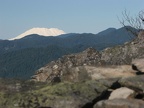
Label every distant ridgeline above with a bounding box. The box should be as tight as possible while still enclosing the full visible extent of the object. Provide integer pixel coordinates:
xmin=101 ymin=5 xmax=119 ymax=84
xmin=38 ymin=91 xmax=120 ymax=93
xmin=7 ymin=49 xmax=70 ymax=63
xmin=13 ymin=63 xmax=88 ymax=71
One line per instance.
xmin=0 ymin=26 xmax=136 ymax=79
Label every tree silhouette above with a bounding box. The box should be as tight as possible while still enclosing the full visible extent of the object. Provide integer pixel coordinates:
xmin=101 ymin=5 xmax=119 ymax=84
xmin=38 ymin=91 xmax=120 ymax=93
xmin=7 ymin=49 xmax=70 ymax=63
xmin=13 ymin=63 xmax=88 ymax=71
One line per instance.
xmin=119 ymin=9 xmax=144 ymax=37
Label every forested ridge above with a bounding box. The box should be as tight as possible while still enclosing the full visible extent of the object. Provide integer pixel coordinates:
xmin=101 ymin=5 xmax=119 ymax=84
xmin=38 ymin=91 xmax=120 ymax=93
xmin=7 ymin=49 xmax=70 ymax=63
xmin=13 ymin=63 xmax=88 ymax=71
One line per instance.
xmin=0 ymin=26 xmax=136 ymax=79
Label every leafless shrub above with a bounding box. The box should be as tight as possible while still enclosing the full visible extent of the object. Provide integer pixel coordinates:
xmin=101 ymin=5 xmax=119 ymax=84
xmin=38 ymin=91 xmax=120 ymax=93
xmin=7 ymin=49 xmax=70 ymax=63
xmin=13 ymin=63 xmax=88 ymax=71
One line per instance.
xmin=118 ymin=9 xmax=144 ymax=37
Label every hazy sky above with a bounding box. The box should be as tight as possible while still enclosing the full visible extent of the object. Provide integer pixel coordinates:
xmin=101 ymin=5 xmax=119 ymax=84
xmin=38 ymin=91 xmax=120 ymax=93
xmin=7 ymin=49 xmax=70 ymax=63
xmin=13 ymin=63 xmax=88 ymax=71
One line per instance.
xmin=0 ymin=0 xmax=143 ymax=39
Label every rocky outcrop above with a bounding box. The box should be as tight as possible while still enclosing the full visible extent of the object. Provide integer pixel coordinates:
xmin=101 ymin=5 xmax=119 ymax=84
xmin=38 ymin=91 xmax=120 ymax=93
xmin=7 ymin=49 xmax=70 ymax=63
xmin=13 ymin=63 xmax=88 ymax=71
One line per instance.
xmin=32 ymin=65 xmax=135 ymax=82
xmin=93 ymin=75 xmax=144 ymax=108
xmin=31 ymin=48 xmax=102 ymax=82
xmin=31 ymin=43 xmax=142 ymax=82
xmin=32 ymin=31 xmax=144 ymax=82
xmin=101 ymin=31 xmax=144 ymax=65
xmin=0 ymin=79 xmax=115 ymax=108
xmin=94 ymin=99 xmax=144 ymax=108
xmin=119 ymin=75 xmax=144 ymax=91
xmin=1 ymin=75 xmax=144 ymax=108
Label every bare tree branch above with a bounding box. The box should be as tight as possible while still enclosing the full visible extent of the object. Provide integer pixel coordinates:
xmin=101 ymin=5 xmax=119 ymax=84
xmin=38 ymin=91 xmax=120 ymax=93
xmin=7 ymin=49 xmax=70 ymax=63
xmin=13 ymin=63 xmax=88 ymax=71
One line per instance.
xmin=139 ymin=10 xmax=144 ymax=22
xmin=119 ymin=9 xmax=144 ymax=37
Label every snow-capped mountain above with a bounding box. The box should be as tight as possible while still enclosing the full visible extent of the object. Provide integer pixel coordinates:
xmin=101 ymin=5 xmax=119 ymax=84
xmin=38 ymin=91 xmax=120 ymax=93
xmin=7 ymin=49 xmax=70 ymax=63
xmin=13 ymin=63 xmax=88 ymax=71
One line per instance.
xmin=9 ymin=27 xmax=65 ymax=40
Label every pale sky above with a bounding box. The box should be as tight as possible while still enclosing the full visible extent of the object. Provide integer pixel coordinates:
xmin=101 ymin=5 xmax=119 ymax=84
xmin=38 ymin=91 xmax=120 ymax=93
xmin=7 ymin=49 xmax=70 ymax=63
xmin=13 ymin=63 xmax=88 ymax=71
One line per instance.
xmin=0 ymin=0 xmax=143 ymax=39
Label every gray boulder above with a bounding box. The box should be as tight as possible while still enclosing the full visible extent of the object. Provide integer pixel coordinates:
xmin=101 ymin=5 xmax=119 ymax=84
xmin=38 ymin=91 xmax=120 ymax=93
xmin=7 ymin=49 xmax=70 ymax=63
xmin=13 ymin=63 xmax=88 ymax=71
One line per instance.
xmin=132 ymin=58 xmax=144 ymax=72
xmin=94 ymin=99 xmax=144 ymax=108
xmin=108 ymin=87 xmax=135 ymax=100
xmin=119 ymin=75 xmax=144 ymax=91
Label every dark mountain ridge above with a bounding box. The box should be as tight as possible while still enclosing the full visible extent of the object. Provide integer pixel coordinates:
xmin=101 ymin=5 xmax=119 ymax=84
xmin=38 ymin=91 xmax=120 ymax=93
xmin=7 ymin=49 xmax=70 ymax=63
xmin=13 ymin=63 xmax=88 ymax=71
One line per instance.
xmin=0 ymin=26 xmax=136 ymax=55
xmin=97 ymin=27 xmax=116 ymax=35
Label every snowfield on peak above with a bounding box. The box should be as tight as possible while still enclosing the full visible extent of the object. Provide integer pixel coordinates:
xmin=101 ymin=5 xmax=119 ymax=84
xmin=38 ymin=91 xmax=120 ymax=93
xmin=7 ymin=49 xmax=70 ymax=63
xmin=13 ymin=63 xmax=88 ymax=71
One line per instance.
xmin=9 ymin=28 xmax=65 ymax=40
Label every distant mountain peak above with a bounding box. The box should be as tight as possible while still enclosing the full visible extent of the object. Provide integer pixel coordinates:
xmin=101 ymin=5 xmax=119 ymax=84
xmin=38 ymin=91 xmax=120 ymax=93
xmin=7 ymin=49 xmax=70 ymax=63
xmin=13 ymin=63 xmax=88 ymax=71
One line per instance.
xmin=97 ymin=28 xmax=116 ymax=35
xmin=9 ymin=27 xmax=65 ymax=40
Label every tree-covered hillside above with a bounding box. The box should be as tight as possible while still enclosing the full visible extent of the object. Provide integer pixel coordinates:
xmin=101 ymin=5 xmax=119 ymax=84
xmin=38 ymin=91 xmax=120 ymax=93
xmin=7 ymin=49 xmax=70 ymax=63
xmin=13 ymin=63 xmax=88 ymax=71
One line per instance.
xmin=0 ymin=45 xmax=82 ymax=79
xmin=0 ymin=26 xmax=136 ymax=79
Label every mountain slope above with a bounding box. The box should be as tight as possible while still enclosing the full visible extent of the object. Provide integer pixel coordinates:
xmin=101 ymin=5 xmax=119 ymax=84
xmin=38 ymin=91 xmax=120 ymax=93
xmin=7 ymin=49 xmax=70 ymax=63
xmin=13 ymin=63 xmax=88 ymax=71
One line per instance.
xmin=0 ymin=27 xmax=136 ymax=55
xmin=97 ymin=28 xmax=116 ymax=35
xmin=32 ymin=31 xmax=144 ymax=82
xmin=0 ymin=45 xmax=81 ymax=79
xmin=9 ymin=27 xmax=65 ymax=40
xmin=0 ymin=26 xmax=137 ymax=79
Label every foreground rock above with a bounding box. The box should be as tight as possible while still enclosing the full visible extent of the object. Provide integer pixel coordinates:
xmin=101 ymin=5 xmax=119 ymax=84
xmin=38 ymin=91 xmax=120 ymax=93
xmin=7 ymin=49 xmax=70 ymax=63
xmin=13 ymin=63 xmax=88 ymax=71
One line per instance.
xmin=0 ymin=79 xmax=115 ymax=108
xmin=108 ymin=87 xmax=135 ymax=100
xmin=132 ymin=58 xmax=144 ymax=72
xmin=119 ymin=75 xmax=144 ymax=91
xmin=94 ymin=99 xmax=144 ymax=108
xmin=1 ymin=75 xmax=144 ymax=108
